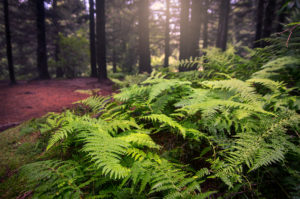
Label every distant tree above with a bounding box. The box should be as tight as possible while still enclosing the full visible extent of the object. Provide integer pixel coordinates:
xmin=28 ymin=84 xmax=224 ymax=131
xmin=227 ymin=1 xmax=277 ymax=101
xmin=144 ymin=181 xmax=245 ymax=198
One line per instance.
xmin=253 ymin=0 xmax=265 ymax=48
xmin=138 ymin=0 xmax=151 ymax=73
xmin=52 ymin=0 xmax=63 ymax=78
xmin=216 ymin=0 xmax=230 ymax=51
xmin=189 ymin=0 xmax=202 ymax=58
xmin=36 ymin=0 xmax=50 ymax=79
xmin=202 ymin=0 xmax=209 ymax=49
xmin=276 ymin=0 xmax=286 ymax=32
xmin=3 ymin=0 xmax=16 ymax=84
xmin=261 ymin=0 xmax=277 ymax=47
xmin=164 ymin=0 xmax=170 ymax=68
xmin=179 ymin=0 xmax=190 ymax=62
xmin=89 ymin=0 xmax=97 ymax=77
xmin=96 ymin=0 xmax=107 ymax=80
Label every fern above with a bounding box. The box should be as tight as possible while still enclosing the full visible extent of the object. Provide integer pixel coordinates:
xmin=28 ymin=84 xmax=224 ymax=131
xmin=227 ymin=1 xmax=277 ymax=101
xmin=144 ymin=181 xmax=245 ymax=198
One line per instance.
xmin=20 ymin=160 xmax=83 ymax=198
xmin=141 ymin=114 xmax=186 ymax=137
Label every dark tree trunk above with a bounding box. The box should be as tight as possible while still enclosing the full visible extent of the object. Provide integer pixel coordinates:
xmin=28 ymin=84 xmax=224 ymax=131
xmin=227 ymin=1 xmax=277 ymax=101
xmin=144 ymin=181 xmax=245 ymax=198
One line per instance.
xmin=276 ymin=0 xmax=286 ymax=33
xmin=138 ymin=0 xmax=151 ymax=73
xmin=164 ymin=0 xmax=170 ymax=68
xmin=202 ymin=0 xmax=209 ymax=49
xmin=89 ymin=0 xmax=97 ymax=77
xmin=36 ymin=0 xmax=50 ymax=79
xmin=96 ymin=0 xmax=107 ymax=80
xmin=189 ymin=0 xmax=202 ymax=58
xmin=261 ymin=0 xmax=277 ymax=47
xmin=253 ymin=0 xmax=265 ymax=48
xmin=179 ymin=0 xmax=190 ymax=61
xmin=216 ymin=0 xmax=230 ymax=51
xmin=3 ymin=0 xmax=16 ymax=84
xmin=112 ymin=48 xmax=117 ymax=73
xmin=52 ymin=0 xmax=63 ymax=78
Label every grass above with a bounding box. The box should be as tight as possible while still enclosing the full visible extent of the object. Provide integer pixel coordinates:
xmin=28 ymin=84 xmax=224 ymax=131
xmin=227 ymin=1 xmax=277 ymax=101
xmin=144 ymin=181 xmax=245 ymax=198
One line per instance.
xmin=0 ymin=120 xmax=49 ymax=198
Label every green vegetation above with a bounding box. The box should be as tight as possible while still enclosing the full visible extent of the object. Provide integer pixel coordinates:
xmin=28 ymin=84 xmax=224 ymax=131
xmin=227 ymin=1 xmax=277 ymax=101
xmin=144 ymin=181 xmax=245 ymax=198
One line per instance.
xmin=3 ymin=39 xmax=300 ymax=197
xmin=1 ymin=0 xmax=300 ymax=198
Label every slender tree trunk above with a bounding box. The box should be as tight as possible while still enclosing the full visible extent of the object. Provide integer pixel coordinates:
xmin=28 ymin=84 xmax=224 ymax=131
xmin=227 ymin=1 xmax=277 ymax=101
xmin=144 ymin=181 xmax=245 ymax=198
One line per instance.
xmin=261 ymin=0 xmax=277 ymax=47
xmin=112 ymin=47 xmax=117 ymax=73
xmin=216 ymin=0 xmax=230 ymax=51
xmin=138 ymin=0 xmax=151 ymax=73
xmin=179 ymin=0 xmax=190 ymax=61
xmin=89 ymin=0 xmax=97 ymax=77
xmin=202 ymin=0 xmax=209 ymax=49
xmin=96 ymin=0 xmax=107 ymax=80
xmin=3 ymin=0 xmax=16 ymax=84
xmin=36 ymin=0 xmax=50 ymax=79
xmin=164 ymin=0 xmax=170 ymax=68
xmin=189 ymin=0 xmax=202 ymax=58
xmin=53 ymin=0 xmax=63 ymax=78
xmin=253 ymin=0 xmax=265 ymax=48
xmin=276 ymin=0 xmax=286 ymax=33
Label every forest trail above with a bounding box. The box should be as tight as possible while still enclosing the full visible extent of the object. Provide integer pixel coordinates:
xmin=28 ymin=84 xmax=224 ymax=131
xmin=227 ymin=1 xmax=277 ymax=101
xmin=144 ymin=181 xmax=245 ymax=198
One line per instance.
xmin=0 ymin=78 xmax=113 ymax=131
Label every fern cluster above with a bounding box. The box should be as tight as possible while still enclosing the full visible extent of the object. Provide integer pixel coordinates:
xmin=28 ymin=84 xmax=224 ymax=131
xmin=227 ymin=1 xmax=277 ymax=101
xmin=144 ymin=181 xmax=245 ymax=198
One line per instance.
xmin=19 ymin=72 xmax=300 ymax=198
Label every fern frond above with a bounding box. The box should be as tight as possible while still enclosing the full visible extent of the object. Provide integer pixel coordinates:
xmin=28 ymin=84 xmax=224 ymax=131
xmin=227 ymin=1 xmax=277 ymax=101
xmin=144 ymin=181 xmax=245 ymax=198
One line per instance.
xmin=202 ymin=79 xmax=259 ymax=103
xmin=119 ymin=131 xmax=160 ymax=149
xmin=20 ymin=160 xmax=83 ymax=198
xmin=141 ymin=114 xmax=186 ymax=137
xmin=179 ymin=99 xmax=274 ymax=116
xmin=82 ymin=129 xmax=131 ymax=179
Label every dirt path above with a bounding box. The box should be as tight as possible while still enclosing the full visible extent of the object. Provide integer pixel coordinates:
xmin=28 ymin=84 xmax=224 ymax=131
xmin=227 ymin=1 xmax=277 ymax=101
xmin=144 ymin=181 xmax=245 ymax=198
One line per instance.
xmin=0 ymin=78 xmax=113 ymax=131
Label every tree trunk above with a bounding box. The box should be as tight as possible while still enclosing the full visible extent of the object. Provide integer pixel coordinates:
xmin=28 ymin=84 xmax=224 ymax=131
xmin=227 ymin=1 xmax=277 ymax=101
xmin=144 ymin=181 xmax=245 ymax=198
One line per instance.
xmin=253 ymin=0 xmax=265 ymax=48
xmin=179 ymin=0 xmax=190 ymax=61
xmin=261 ymin=0 xmax=277 ymax=47
xmin=138 ymin=0 xmax=151 ymax=73
xmin=96 ymin=0 xmax=107 ymax=80
xmin=112 ymin=47 xmax=117 ymax=73
xmin=89 ymin=0 xmax=97 ymax=77
xmin=276 ymin=0 xmax=286 ymax=33
xmin=189 ymin=0 xmax=202 ymax=58
xmin=164 ymin=0 xmax=170 ymax=68
xmin=202 ymin=0 xmax=209 ymax=49
xmin=216 ymin=0 xmax=230 ymax=51
xmin=3 ymin=0 xmax=16 ymax=84
xmin=36 ymin=0 xmax=50 ymax=79
xmin=52 ymin=0 xmax=63 ymax=78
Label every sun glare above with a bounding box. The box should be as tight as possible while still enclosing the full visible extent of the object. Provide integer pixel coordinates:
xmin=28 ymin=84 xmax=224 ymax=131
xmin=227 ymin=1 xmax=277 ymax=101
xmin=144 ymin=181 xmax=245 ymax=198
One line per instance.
xmin=151 ymin=1 xmax=166 ymax=11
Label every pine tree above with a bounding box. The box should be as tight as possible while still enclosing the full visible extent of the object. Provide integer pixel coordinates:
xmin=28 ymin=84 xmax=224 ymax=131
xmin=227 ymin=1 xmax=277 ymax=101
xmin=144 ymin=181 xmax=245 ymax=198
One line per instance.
xmin=36 ymin=0 xmax=50 ymax=79
xmin=89 ymin=0 xmax=97 ymax=77
xmin=3 ymin=0 xmax=16 ymax=84
xmin=138 ymin=0 xmax=151 ymax=73
xmin=216 ymin=0 xmax=230 ymax=51
xmin=96 ymin=0 xmax=107 ymax=80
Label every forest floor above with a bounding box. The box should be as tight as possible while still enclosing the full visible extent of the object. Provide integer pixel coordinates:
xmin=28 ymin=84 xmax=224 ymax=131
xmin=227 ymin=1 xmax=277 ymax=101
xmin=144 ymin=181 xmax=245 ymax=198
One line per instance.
xmin=0 ymin=78 xmax=114 ymax=132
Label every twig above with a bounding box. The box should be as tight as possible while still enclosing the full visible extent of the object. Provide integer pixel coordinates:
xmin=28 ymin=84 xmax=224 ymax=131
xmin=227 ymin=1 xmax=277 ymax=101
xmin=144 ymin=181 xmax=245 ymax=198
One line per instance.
xmin=276 ymin=24 xmax=300 ymax=48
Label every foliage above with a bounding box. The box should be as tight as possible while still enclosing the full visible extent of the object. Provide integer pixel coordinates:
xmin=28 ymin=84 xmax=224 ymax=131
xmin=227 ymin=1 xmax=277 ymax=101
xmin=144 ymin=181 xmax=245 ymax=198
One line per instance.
xmin=51 ymin=32 xmax=90 ymax=78
xmin=18 ymin=70 xmax=300 ymax=198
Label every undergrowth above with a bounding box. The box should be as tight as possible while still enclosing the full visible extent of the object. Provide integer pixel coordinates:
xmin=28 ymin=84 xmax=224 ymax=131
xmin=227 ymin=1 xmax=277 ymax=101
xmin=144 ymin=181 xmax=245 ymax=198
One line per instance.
xmin=17 ymin=70 xmax=300 ymax=198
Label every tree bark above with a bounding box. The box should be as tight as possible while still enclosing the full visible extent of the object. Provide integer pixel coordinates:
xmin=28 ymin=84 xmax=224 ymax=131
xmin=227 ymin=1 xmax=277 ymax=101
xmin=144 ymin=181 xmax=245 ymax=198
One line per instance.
xmin=3 ymin=0 xmax=16 ymax=84
xmin=216 ymin=0 xmax=230 ymax=51
xmin=261 ymin=0 xmax=277 ymax=47
xmin=36 ymin=0 xmax=50 ymax=79
xmin=89 ymin=0 xmax=97 ymax=77
xmin=52 ymin=0 xmax=63 ymax=78
xmin=179 ymin=0 xmax=190 ymax=61
xmin=164 ymin=0 xmax=170 ymax=68
xmin=276 ymin=0 xmax=286 ymax=33
xmin=112 ymin=47 xmax=117 ymax=73
xmin=96 ymin=0 xmax=107 ymax=80
xmin=189 ymin=0 xmax=202 ymax=58
xmin=138 ymin=0 xmax=151 ymax=73
xmin=253 ymin=0 xmax=265 ymax=48
xmin=202 ymin=0 xmax=209 ymax=49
